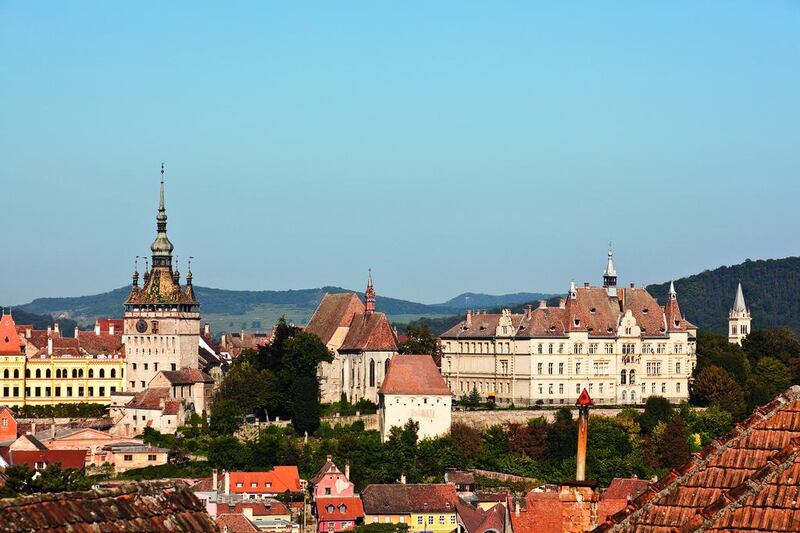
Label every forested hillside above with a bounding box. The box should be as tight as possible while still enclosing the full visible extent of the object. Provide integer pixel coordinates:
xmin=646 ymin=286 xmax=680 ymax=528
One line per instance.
xmin=647 ymin=257 xmax=800 ymax=335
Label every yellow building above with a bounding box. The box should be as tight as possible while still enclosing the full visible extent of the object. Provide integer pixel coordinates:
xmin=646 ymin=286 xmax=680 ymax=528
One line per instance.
xmin=361 ymin=484 xmax=459 ymax=533
xmin=0 ymin=314 xmax=126 ymax=407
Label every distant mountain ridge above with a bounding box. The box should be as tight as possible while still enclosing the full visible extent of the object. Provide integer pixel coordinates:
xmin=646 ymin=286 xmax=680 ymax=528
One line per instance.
xmin=438 ymin=292 xmax=551 ymax=309
xmin=17 ymin=285 xmax=550 ymax=333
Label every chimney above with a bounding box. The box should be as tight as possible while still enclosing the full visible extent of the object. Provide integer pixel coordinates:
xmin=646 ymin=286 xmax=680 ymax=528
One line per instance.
xmin=51 ymin=423 xmax=56 ymax=440
xmin=224 ymin=470 xmax=230 ymax=495
xmin=47 ymin=326 xmax=52 ymax=336
xmin=466 ymin=310 xmax=472 ymax=327
xmin=47 ymin=337 xmax=53 ymax=356
xmin=75 ymin=326 xmax=81 ymax=339
xmin=109 ymin=323 xmax=115 ymax=335
xmin=515 ymin=500 xmax=520 ymax=516
xmin=538 ymin=300 xmax=547 ymax=309
xmin=54 ymin=322 xmax=60 ymax=335
xmin=345 ymin=461 xmax=350 ymax=480
xmin=584 ymin=282 xmax=590 ymax=288
xmin=95 ymin=321 xmax=101 ymax=335
xmin=30 ymin=422 xmax=36 ymax=435
xmin=326 ymin=454 xmax=332 ymax=463
xmin=558 ymin=299 xmax=566 ymax=309
xmin=575 ymin=389 xmax=593 ymax=481
xmin=400 ymin=473 xmax=406 ymax=484
xmin=204 ymin=323 xmax=210 ymax=336
xmin=525 ymin=305 xmax=532 ymax=319
xmin=630 ymin=282 xmax=635 ymax=288
xmin=212 ymin=468 xmax=218 ymax=491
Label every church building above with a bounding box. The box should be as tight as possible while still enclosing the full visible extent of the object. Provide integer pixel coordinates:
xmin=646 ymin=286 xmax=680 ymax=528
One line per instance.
xmin=304 ymin=273 xmax=398 ymax=404
xmin=728 ymin=282 xmax=751 ymax=345
xmin=440 ymin=249 xmax=698 ymax=406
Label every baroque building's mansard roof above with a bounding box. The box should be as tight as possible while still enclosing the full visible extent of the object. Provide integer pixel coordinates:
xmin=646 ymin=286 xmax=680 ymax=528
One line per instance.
xmin=126 ymin=165 xmax=198 ymax=308
xmin=442 ymin=252 xmax=695 ymax=340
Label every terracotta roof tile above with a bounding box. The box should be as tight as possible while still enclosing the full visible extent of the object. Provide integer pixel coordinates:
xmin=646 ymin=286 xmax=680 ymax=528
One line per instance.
xmin=126 ymin=387 xmax=170 ymax=410
xmin=216 ymin=513 xmax=259 ymax=532
xmin=305 ymin=293 xmax=365 ymax=345
xmin=125 ymin=267 xmax=198 ymax=306
xmin=340 ymin=312 xmax=398 ymax=351
xmin=362 ymin=484 xmax=458 ymax=514
xmin=379 ymin=355 xmax=450 ymax=396
xmin=0 ymin=314 xmax=24 ymax=356
xmin=229 ymin=466 xmax=301 ymax=494
xmin=160 ymin=368 xmax=215 ymax=384
xmin=0 ymin=481 xmax=216 ymax=532
xmin=594 ymin=386 xmax=800 ymax=532
xmin=316 ymin=497 xmax=364 ymax=521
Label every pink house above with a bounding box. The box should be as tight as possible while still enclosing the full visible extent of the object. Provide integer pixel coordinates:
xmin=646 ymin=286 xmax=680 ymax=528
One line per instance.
xmin=312 ymin=456 xmax=361 ymax=532
xmin=312 ymin=456 xmax=355 ymax=499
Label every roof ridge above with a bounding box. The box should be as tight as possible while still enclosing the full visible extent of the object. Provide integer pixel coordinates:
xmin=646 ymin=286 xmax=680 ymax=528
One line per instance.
xmin=685 ymin=436 xmax=800 ymax=532
xmin=595 ymin=386 xmax=800 ymax=531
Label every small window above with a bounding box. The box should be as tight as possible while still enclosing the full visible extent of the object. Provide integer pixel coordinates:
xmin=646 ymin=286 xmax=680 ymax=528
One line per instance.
xmin=124 ymin=455 xmax=133 ymax=461
xmin=148 ymin=454 xmax=157 ymax=461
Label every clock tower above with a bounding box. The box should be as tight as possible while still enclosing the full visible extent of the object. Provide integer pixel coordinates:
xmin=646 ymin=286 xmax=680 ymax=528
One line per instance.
xmin=123 ymin=165 xmax=200 ymax=392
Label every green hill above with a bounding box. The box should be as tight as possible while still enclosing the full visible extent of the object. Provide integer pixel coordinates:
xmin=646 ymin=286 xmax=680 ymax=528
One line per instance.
xmin=0 ymin=307 xmax=79 ymax=337
xmin=646 ymin=257 xmax=800 ymax=335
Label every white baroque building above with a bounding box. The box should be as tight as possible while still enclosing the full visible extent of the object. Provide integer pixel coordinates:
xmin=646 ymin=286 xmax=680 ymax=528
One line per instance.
xmin=440 ymin=250 xmax=697 ymax=406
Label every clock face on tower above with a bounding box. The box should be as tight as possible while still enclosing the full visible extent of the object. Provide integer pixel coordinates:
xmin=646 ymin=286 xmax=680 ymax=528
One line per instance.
xmin=135 ymin=319 xmax=148 ymax=333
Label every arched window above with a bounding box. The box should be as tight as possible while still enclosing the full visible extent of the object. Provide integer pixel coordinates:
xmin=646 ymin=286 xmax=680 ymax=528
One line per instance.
xmin=621 ymin=390 xmax=627 ymax=401
xmin=72 ymin=369 xmax=78 ymax=378
xmin=369 ymin=360 xmax=375 ymax=388
xmin=79 ymin=369 xmax=84 ymax=378
xmin=13 ymin=369 xmax=19 ymax=379
xmin=631 ymin=391 xmax=637 ymax=403
xmin=25 ymin=369 xmax=30 ymax=378
xmin=629 ymin=370 xmax=636 ymax=384
xmin=45 ymin=369 xmax=51 ymax=378
xmin=88 ymin=369 xmax=94 ymax=378
xmin=56 ymin=369 xmax=61 ymax=378
xmin=620 ymin=370 xmax=627 ymax=385
xmin=99 ymin=369 xmax=105 ymax=378
xmin=2 ymin=370 xmax=8 ymax=379
xmin=35 ymin=369 xmax=41 ymax=378
xmin=385 ymin=359 xmax=390 ymax=375
xmin=110 ymin=369 xmax=116 ymax=378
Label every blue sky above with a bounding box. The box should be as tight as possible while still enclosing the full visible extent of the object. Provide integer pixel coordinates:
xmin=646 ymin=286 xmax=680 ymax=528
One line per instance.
xmin=1 ymin=2 xmax=798 ymax=305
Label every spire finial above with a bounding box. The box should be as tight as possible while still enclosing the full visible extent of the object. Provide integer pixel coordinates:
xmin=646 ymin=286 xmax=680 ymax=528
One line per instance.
xmin=669 ymin=280 xmax=676 ymax=300
xmin=365 ymin=269 xmax=376 ymax=314
xmin=603 ymin=243 xmax=617 ymax=289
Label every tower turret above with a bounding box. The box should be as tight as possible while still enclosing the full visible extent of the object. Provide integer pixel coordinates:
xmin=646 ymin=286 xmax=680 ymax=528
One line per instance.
xmin=603 ymin=245 xmax=617 ymax=296
xmin=365 ymin=269 xmax=376 ymax=314
xmin=150 ymin=163 xmax=174 ymax=269
xmin=728 ymin=283 xmax=751 ymax=345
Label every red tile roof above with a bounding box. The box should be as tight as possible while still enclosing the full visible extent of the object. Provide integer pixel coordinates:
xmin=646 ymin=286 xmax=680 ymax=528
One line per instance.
xmin=340 ymin=312 xmax=398 ymax=352
xmin=0 ymin=314 xmax=24 ymax=356
xmin=126 ymin=387 xmax=170 ymax=410
xmin=596 ymin=478 xmax=650 ymax=524
xmin=379 ymin=355 xmax=451 ymax=396
xmin=305 ymin=293 xmax=365 ymax=345
xmin=316 ymin=497 xmax=365 ymax=521
xmin=510 ymin=491 xmax=563 ymax=533
xmin=441 ymin=285 xmax=688 ymax=340
xmin=231 ymin=500 xmax=290 ymax=517
xmin=96 ymin=319 xmax=124 ymax=334
xmin=361 ymin=483 xmax=459 ymax=514
xmin=126 ymin=267 xmax=198 ymax=306
xmin=594 ymin=386 xmax=800 ymax=532
xmin=76 ymin=331 xmax=124 ymax=355
xmin=0 ymin=481 xmax=216 ymax=532
xmin=160 ymin=368 xmax=215 ymax=384
xmin=229 ymin=466 xmax=301 ymax=494
xmin=457 ymin=500 xmax=505 ymax=533
xmin=216 ymin=513 xmax=259 ymax=532
xmin=4 ymin=449 xmax=87 ymax=469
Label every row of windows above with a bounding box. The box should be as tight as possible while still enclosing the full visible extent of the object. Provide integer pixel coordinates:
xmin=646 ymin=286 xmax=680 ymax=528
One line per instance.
xmin=131 ymin=362 xmax=175 ymax=372
xmin=2 ymin=368 xmax=120 ymax=379
xmin=417 ymin=515 xmax=457 ymax=525
xmin=2 ymin=385 xmax=115 ymax=398
xmin=458 ymin=342 xmax=513 ymax=354
xmin=452 ymin=341 xmax=689 ymax=355
xmin=457 ymin=379 xmax=685 ymax=397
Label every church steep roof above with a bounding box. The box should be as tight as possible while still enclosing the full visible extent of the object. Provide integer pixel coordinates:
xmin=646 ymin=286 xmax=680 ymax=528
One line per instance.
xmin=0 ymin=313 xmax=24 ymax=356
xmin=340 ymin=312 xmax=398 ymax=352
xmin=732 ymin=282 xmax=747 ymax=312
xmin=304 ymin=293 xmax=365 ymax=345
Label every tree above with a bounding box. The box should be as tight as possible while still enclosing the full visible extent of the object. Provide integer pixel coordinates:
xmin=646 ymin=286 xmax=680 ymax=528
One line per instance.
xmin=216 ymin=362 xmax=277 ymax=419
xmin=640 ymin=396 xmax=673 ymax=434
xmin=461 ymin=387 xmax=481 ymax=410
xmin=747 ymin=356 xmax=792 ymax=408
xmin=696 ymin=332 xmax=750 ymax=382
xmin=450 ymin=422 xmax=483 ymax=462
xmin=742 ymin=327 xmax=800 ymax=366
xmin=208 ymin=435 xmax=250 ymax=471
xmin=209 ymin=398 xmax=246 ymax=436
xmin=692 ymin=365 xmax=747 ymax=417
xmin=399 ymin=324 xmax=442 ymax=365
xmin=354 ymin=523 xmax=410 ymax=533
xmin=508 ymin=418 xmax=549 ymax=459
xmin=546 ymin=408 xmax=577 ymax=462
xmin=385 ymin=420 xmax=420 ymax=482
xmin=0 ymin=465 xmax=89 ymax=497
xmin=654 ymin=416 xmax=691 ymax=469
xmin=291 ymin=374 xmax=323 ymax=436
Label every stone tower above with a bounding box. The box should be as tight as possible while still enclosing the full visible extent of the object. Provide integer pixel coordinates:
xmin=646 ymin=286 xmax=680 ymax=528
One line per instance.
xmin=728 ymin=282 xmax=751 ymax=345
xmin=123 ymin=165 xmax=200 ymax=391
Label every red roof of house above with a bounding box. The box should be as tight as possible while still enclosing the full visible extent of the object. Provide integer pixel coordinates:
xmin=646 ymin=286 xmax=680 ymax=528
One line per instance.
xmin=0 ymin=481 xmax=217 ymax=532
xmin=316 ymin=497 xmax=364 ymax=521
xmin=216 ymin=513 xmax=259 ymax=532
xmin=126 ymin=387 xmax=170 ymax=410
xmin=305 ymin=293 xmax=365 ymax=345
xmin=510 ymin=491 xmax=563 ymax=533
xmin=4 ymin=448 xmax=87 ymax=469
xmin=159 ymin=368 xmax=215 ymax=385
xmin=596 ymin=478 xmax=650 ymax=524
xmin=96 ymin=319 xmax=124 ymax=334
xmin=231 ymin=500 xmax=290 ymax=517
xmin=0 ymin=314 xmax=24 ymax=356
xmin=379 ymin=355 xmax=450 ymax=396
xmin=595 ymin=386 xmax=800 ymax=532
xmin=362 ymin=483 xmax=458 ymax=514
xmin=457 ymin=500 xmax=505 ymax=533
xmin=229 ymin=466 xmax=301 ymax=494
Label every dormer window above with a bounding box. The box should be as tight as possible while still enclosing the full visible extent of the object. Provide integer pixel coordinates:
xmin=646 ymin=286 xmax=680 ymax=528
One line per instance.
xmin=327 ymin=505 xmax=334 ymax=513
xmin=574 ymin=319 xmax=580 ymax=327
xmin=339 ymin=504 xmax=346 ymax=513
xmin=590 ymin=308 xmax=596 ymax=314
xmin=674 ymin=320 xmax=681 ymax=327
xmin=642 ymin=308 xmax=649 ymax=314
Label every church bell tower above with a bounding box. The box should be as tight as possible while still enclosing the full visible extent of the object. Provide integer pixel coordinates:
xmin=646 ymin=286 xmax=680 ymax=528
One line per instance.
xmin=728 ymin=283 xmax=751 ymax=345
